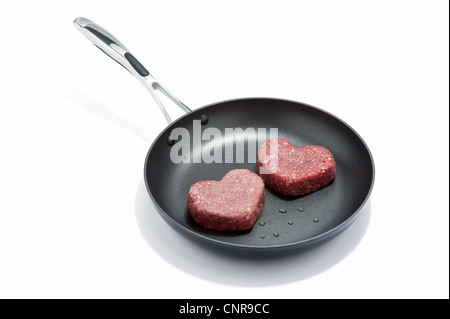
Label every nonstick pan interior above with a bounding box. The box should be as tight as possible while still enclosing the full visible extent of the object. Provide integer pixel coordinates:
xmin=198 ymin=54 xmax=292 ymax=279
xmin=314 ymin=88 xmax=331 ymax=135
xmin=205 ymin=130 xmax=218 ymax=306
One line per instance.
xmin=144 ymin=98 xmax=374 ymax=250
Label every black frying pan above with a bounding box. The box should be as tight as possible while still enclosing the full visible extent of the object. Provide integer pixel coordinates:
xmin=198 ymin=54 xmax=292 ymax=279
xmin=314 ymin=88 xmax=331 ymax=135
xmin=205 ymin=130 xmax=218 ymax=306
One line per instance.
xmin=75 ymin=18 xmax=375 ymax=251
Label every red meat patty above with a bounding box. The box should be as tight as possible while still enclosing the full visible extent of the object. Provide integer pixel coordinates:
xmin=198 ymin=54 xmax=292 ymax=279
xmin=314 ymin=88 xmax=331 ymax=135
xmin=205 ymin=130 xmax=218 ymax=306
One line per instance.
xmin=187 ymin=169 xmax=265 ymax=231
xmin=257 ymin=138 xmax=336 ymax=196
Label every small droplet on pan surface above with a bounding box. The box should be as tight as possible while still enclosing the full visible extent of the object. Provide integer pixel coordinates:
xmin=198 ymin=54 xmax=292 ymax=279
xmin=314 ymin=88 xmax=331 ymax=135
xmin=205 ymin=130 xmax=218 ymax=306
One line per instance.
xmin=260 ymin=235 xmax=265 ymax=239
xmin=279 ymin=208 xmax=287 ymax=213
xmin=288 ymin=221 xmax=293 ymax=225
xmin=298 ymin=207 xmax=305 ymax=212
xmin=314 ymin=218 xmax=319 ymax=223
xmin=200 ymin=114 xmax=209 ymax=125
xmin=258 ymin=221 xmax=265 ymax=226
xmin=273 ymin=232 xmax=280 ymax=237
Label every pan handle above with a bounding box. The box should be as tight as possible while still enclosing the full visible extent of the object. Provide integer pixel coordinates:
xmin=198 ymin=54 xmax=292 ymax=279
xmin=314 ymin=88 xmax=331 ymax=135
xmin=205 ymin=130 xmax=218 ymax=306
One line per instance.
xmin=73 ymin=17 xmax=191 ymax=124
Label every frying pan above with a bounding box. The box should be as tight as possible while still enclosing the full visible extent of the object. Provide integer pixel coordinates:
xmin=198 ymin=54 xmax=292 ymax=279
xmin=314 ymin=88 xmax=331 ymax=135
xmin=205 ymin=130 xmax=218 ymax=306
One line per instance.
xmin=74 ymin=17 xmax=374 ymax=251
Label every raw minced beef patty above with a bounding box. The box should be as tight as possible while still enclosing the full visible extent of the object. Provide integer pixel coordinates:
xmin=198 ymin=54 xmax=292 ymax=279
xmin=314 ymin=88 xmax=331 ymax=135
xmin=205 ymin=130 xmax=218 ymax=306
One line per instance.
xmin=257 ymin=138 xmax=336 ymax=196
xmin=187 ymin=169 xmax=265 ymax=231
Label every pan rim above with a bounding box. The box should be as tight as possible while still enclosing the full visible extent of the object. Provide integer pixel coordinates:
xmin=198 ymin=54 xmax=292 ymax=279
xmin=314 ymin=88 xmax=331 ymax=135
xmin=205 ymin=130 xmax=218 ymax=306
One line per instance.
xmin=143 ymin=97 xmax=375 ymax=251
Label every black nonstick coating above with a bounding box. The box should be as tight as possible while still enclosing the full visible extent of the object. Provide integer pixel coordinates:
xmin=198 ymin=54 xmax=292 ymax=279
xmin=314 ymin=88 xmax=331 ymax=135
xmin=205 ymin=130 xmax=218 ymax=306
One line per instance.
xmin=144 ymin=98 xmax=374 ymax=251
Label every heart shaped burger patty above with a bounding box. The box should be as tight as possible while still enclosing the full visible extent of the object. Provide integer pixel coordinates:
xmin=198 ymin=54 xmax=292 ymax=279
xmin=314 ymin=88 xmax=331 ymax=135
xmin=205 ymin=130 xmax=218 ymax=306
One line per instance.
xmin=257 ymin=138 xmax=336 ymax=196
xmin=188 ymin=169 xmax=265 ymax=231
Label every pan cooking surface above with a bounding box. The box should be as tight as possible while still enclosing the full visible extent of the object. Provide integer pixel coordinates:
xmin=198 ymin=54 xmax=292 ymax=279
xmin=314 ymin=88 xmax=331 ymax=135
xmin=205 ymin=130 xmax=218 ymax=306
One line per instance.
xmin=145 ymin=98 xmax=374 ymax=250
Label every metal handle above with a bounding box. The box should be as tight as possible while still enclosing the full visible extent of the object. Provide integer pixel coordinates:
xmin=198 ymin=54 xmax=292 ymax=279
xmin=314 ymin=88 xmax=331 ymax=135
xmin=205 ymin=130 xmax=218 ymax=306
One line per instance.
xmin=73 ymin=17 xmax=191 ymax=124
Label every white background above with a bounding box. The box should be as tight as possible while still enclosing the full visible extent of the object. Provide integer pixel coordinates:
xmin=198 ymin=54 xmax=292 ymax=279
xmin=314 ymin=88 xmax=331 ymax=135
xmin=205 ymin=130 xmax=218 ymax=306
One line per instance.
xmin=0 ymin=1 xmax=448 ymax=299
